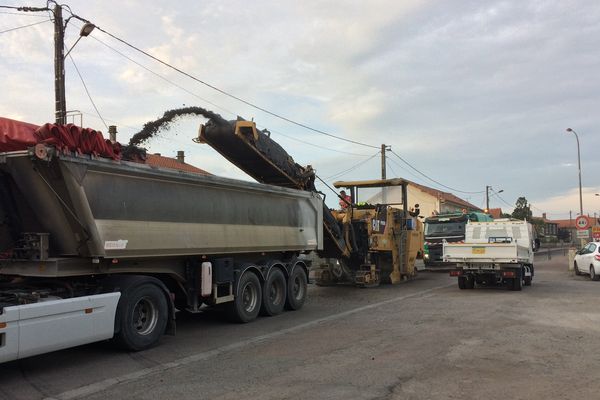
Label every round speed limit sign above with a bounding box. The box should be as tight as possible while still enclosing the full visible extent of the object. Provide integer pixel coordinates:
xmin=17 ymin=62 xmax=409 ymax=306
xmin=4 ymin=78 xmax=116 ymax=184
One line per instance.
xmin=575 ymin=215 xmax=590 ymax=230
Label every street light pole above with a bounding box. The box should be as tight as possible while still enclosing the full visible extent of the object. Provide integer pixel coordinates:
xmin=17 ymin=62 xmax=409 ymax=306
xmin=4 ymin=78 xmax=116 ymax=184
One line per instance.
xmin=566 ymin=128 xmax=583 ymax=217
xmin=53 ymin=5 xmax=95 ymax=125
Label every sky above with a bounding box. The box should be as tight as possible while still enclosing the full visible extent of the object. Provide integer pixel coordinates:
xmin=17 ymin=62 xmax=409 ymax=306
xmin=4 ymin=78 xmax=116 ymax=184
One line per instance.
xmin=1 ymin=0 xmax=599 ymax=218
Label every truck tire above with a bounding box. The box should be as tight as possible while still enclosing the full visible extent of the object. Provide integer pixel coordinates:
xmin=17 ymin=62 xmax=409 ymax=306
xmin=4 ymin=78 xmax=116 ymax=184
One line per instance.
xmin=511 ymin=274 xmax=523 ymax=291
xmin=590 ymin=266 xmax=600 ymax=281
xmin=574 ymin=262 xmax=581 ymax=276
xmin=458 ymin=276 xmax=467 ymax=290
xmin=261 ymin=268 xmax=287 ymax=316
xmin=285 ymin=267 xmax=307 ymax=311
xmin=228 ymin=270 xmax=262 ymax=323
xmin=114 ymin=282 xmax=169 ymax=351
xmin=466 ymin=275 xmax=475 ymax=289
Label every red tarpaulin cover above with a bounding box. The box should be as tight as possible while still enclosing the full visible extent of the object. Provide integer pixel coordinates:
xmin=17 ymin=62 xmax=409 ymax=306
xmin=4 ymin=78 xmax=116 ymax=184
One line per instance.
xmin=0 ymin=117 xmax=121 ymax=159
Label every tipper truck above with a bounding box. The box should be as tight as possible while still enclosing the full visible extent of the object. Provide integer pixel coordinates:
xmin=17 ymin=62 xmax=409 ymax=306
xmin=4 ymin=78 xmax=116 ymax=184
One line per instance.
xmin=443 ymin=219 xmax=537 ymax=291
xmin=0 ymin=113 xmax=423 ymax=362
xmin=0 ymin=117 xmax=320 ymax=362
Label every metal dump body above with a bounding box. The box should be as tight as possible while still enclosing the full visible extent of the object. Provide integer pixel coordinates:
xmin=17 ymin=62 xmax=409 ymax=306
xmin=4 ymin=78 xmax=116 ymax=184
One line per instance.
xmin=0 ymin=149 xmax=323 ymax=259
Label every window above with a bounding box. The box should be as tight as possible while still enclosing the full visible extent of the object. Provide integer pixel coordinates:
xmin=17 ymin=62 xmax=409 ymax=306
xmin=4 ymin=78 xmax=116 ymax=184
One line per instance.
xmin=486 ymin=228 xmax=508 ymax=239
xmin=512 ymin=227 xmax=522 ymax=240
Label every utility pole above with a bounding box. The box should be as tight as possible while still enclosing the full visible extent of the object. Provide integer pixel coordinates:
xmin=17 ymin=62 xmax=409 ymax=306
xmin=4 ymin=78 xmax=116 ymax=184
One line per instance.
xmin=54 ymin=3 xmax=66 ymax=124
xmin=485 ymin=185 xmax=490 ymax=212
xmin=381 ymin=144 xmax=387 ymax=180
xmin=381 ymin=144 xmax=389 ymax=204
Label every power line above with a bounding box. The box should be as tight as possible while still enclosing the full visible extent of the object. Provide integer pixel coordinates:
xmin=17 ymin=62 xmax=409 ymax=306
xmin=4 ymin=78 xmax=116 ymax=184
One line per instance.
xmin=68 ymin=54 xmax=108 ymax=130
xmin=490 ymin=189 xmax=514 ymax=209
xmin=386 ymin=159 xmax=399 ymax=177
xmin=87 ymin=32 xmax=370 ymax=157
xmin=78 ymin=110 xmax=140 ymax=132
xmin=67 ymin=13 xmax=378 ymax=149
xmin=315 ymin=173 xmax=344 ymax=200
xmin=325 ymin=151 xmax=380 ymax=180
xmin=265 ymin=128 xmax=371 ymax=157
xmin=386 ymin=156 xmax=426 ymax=183
xmin=88 ymin=34 xmax=238 ymax=119
xmin=0 ymin=10 xmax=48 ymax=17
xmin=390 ymin=150 xmax=484 ymax=194
xmin=0 ymin=18 xmax=49 ymax=34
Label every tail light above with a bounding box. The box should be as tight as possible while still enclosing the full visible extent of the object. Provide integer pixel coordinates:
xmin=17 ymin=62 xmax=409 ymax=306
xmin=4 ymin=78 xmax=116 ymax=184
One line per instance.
xmin=502 ymin=271 xmax=516 ymax=278
xmin=595 ymin=255 xmax=600 ymax=261
xmin=449 ymin=270 xmax=462 ymax=277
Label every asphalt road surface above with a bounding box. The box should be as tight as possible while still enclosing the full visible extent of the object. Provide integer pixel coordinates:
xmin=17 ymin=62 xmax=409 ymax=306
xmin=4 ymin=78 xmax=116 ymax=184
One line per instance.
xmin=1 ymin=253 xmax=598 ymax=400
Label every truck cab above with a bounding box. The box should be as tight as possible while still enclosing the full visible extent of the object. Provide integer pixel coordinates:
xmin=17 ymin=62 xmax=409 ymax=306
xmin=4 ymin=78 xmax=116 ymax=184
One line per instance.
xmin=423 ymin=212 xmax=493 ymax=267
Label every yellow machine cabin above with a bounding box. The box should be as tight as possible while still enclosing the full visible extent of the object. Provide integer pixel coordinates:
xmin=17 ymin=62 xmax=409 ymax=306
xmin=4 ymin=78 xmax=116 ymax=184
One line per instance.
xmin=313 ymin=179 xmax=424 ymax=287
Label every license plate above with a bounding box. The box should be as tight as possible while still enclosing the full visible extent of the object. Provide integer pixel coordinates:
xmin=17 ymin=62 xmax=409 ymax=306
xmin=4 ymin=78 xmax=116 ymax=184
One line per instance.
xmin=472 ymin=247 xmax=485 ymax=254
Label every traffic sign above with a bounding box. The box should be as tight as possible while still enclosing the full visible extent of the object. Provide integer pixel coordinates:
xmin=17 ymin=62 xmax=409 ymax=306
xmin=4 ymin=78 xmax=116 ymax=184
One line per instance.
xmin=575 ymin=215 xmax=590 ymax=230
xmin=577 ymin=229 xmax=590 ymax=239
xmin=593 ymin=226 xmax=600 ymax=240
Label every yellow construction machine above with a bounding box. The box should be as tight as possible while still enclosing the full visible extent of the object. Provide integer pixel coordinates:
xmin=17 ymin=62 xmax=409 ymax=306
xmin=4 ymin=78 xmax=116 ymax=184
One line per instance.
xmin=312 ymin=179 xmax=423 ymax=286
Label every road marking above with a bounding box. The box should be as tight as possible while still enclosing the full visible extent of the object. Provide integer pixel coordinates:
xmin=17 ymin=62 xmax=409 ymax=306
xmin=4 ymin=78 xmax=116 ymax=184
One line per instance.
xmin=45 ymin=283 xmax=452 ymax=400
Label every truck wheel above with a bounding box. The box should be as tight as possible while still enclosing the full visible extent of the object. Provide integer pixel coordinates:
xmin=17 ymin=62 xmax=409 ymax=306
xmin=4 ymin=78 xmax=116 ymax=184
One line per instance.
xmin=574 ymin=262 xmax=581 ymax=276
xmin=285 ymin=267 xmax=307 ymax=311
xmin=590 ymin=266 xmax=600 ymax=281
xmin=458 ymin=276 xmax=467 ymax=290
xmin=261 ymin=268 xmax=287 ymax=316
xmin=115 ymin=283 xmax=168 ymax=351
xmin=511 ymin=275 xmax=523 ymax=291
xmin=228 ymin=270 xmax=262 ymax=323
xmin=466 ymin=275 xmax=475 ymax=289
xmin=524 ymin=266 xmax=532 ymax=286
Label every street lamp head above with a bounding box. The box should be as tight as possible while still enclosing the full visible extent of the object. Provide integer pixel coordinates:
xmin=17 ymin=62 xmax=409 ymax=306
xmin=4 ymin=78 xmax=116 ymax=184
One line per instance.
xmin=498 ymin=189 xmax=504 ymax=194
xmin=566 ymin=128 xmax=573 ymax=132
xmin=79 ymin=23 xmax=95 ymax=37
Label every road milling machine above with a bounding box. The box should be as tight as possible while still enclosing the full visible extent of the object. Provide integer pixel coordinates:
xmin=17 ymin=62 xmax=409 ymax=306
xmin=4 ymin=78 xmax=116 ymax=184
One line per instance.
xmin=198 ymin=119 xmax=424 ymax=287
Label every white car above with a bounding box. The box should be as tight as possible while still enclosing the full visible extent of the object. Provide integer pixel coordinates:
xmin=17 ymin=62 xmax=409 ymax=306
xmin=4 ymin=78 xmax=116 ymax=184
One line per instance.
xmin=574 ymin=241 xmax=600 ymax=280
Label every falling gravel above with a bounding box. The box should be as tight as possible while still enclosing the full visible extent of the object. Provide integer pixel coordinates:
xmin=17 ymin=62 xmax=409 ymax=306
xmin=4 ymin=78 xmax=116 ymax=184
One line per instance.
xmin=129 ymin=106 xmax=227 ymax=147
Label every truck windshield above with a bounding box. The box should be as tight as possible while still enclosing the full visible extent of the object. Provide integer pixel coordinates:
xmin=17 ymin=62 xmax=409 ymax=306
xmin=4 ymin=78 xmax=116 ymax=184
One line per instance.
xmin=425 ymin=222 xmax=465 ymax=236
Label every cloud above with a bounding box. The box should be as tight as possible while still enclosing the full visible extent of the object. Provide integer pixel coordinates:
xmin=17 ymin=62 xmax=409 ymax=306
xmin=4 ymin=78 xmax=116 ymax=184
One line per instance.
xmin=532 ymin=187 xmax=600 ymax=218
xmin=2 ymin=0 xmax=600 ymax=218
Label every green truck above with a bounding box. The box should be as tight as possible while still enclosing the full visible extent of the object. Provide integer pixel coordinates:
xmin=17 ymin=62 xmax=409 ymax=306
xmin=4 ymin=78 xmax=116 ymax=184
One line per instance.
xmin=423 ymin=212 xmax=493 ymax=267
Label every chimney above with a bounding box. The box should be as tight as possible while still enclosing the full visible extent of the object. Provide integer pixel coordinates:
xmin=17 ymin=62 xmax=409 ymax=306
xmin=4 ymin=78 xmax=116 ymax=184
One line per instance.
xmin=108 ymin=125 xmax=117 ymax=143
xmin=153 ymin=153 xmax=161 ymax=156
xmin=176 ymin=150 xmax=185 ymax=164
xmin=542 ymin=213 xmax=547 ymax=220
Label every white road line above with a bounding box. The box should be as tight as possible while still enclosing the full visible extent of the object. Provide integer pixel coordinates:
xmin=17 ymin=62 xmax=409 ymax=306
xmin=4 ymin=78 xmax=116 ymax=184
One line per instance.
xmin=45 ymin=283 xmax=452 ymax=400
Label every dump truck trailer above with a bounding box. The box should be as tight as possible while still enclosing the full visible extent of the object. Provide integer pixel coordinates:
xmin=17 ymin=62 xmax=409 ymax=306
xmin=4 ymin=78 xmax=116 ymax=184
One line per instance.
xmin=0 ymin=118 xmax=322 ymax=362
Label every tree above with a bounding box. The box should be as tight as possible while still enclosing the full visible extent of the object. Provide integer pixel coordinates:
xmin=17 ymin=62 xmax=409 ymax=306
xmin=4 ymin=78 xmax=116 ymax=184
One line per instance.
xmin=511 ymin=197 xmax=532 ymax=221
